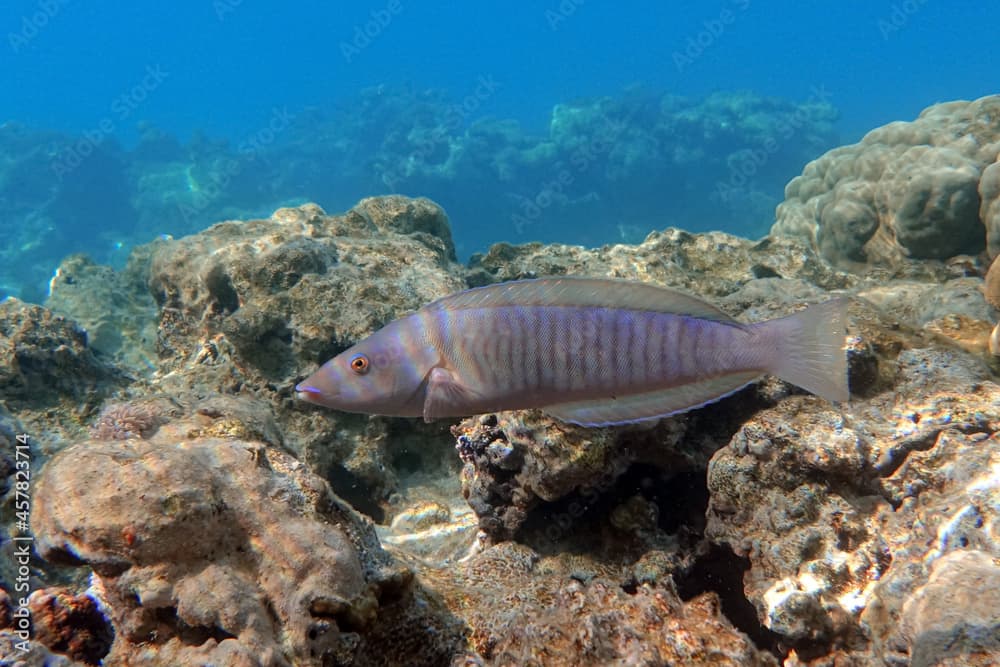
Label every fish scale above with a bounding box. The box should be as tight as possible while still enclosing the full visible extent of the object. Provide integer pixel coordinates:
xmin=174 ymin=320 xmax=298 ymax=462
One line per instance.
xmin=296 ymin=277 xmax=849 ymax=426
xmin=442 ymin=305 xmax=754 ymax=404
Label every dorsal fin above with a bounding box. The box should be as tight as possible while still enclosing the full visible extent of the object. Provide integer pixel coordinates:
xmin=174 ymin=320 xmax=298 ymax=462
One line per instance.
xmin=426 ymin=277 xmax=740 ymax=324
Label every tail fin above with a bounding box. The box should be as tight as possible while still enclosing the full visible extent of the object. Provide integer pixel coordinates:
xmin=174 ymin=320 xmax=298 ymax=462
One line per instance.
xmin=763 ymin=298 xmax=850 ymax=403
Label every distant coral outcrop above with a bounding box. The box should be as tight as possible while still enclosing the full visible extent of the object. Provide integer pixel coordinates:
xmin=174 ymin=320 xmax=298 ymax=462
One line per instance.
xmin=772 ymin=94 xmax=1000 ymax=269
xmin=0 ymin=87 xmax=837 ymax=301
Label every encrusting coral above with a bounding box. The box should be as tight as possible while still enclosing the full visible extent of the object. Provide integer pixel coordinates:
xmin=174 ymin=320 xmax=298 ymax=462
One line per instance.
xmin=31 ymin=410 xmax=466 ymax=666
xmin=5 ymin=115 xmax=1000 ymax=666
xmin=772 ymin=94 xmax=1000 ymax=270
xmin=88 ymin=401 xmax=160 ymax=440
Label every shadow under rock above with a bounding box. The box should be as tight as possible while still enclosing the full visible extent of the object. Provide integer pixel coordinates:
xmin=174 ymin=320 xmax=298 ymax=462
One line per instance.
xmin=324 ymin=462 xmax=386 ymax=524
xmin=676 ymin=543 xmax=783 ymax=657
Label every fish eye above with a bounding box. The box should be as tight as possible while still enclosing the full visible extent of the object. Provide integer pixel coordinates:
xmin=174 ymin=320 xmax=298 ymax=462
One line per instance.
xmin=349 ymin=354 xmax=370 ymax=374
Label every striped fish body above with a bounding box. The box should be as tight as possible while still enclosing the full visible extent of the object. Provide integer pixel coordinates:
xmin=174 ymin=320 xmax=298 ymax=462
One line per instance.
xmin=296 ymin=278 xmax=848 ymax=426
xmin=425 ymin=306 xmax=760 ymax=417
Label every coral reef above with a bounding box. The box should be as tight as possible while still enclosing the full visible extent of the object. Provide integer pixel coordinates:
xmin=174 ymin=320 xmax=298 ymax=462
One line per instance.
xmin=0 ymin=297 xmax=121 ymax=411
xmin=895 ymin=550 xmax=1000 ymax=667
xmin=27 ymin=587 xmax=113 ymax=664
xmin=338 ymin=87 xmax=837 ymax=249
xmin=4 ymin=181 xmax=1000 ymax=664
xmin=985 ymin=255 xmax=1000 ymax=355
xmin=145 ymin=195 xmax=463 ymax=505
xmin=455 ymin=408 xmax=729 ymax=544
xmin=706 ymin=343 xmax=1000 ymax=663
xmin=1 ymin=87 xmax=836 ymax=301
xmin=0 ymin=122 xmax=136 ymax=304
xmin=31 ymin=410 xmax=465 ymax=666
xmin=427 ymin=542 xmax=776 ymax=666
xmin=45 ymin=252 xmax=158 ymax=373
xmin=772 ymin=94 xmax=1000 ymax=269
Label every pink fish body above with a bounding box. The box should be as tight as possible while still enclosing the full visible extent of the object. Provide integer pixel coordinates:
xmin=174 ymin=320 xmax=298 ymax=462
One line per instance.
xmin=296 ymin=278 xmax=848 ymax=426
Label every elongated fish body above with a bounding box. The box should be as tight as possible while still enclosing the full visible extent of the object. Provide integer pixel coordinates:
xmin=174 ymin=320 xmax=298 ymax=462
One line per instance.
xmin=296 ymin=278 xmax=849 ymax=426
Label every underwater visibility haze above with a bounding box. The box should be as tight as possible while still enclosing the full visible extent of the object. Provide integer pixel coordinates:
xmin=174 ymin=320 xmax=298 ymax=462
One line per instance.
xmin=3 ymin=2 xmax=1000 ymax=666
xmin=1 ymin=1 xmax=998 ymax=299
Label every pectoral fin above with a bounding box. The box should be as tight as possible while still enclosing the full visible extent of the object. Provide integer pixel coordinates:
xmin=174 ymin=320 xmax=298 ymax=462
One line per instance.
xmin=423 ymin=367 xmax=482 ymax=422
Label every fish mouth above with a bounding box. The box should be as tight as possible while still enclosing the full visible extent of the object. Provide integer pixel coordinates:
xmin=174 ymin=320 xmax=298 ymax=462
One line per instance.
xmin=295 ymin=383 xmax=329 ymax=402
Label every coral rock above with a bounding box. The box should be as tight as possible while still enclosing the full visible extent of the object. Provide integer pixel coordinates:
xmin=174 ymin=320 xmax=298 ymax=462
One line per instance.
xmin=45 ymin=253 xmax=158 ymax=371
xmin=27 ymin=587 xmax=113 ymax=664
xmin=455 ymin=410 xmax=704 ymax=542
xmin=897 ymin=550 xmax=1000 ymax=667
xmin=773 ymin=95 xmax=1000 ymax=269
xmin=0 ymin=298 xmax=119 ymax=408
xmin=31 ymin=415 xmax=464 ymax=666
xmin=707 ymin=328 xmax=1000 ymax=662
xmin=143 ymin=197 xmax=465 ymax=504
xmin=428 ymin=542 xmax=777 ymax=666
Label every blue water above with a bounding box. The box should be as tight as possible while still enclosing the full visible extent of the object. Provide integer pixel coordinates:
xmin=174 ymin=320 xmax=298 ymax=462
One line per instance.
xmin=2 ymin=0 xmax=997 ymax=299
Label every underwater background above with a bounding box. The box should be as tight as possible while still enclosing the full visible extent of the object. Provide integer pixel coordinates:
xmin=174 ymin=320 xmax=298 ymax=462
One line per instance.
xmin=5 ymin=3 xmax=1000 ymax=665
xmin=2 ymin=1 xmax=997 ymax=300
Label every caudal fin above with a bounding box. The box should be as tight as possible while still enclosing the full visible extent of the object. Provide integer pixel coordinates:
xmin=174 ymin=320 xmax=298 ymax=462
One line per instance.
xmin=763 ymin=298 xmax=850 ymax=403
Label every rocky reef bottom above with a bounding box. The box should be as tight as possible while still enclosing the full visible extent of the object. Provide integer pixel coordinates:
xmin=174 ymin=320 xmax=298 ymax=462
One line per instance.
xmin=1 ymin=196 xmax=999 ymax=666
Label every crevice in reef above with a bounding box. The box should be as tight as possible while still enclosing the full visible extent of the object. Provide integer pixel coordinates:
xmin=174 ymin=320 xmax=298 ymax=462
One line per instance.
xmin=324 ymin=461 xmax=386 ymax=523
xmin=203 ymin=264 xmax=240 ymax=314
xmin=153 ymin=606 xmax=237 ymax=645
xmin=650 ymin=469 xmax=710 ymax=536
xmin=515 ymin=464 xmax=713 ymax=558
xmin=644 ymin=464 xmax=784 ymax=656
xmin=675 ymin=543 xmax=782 ymax=657
xmin=874 ymin=419 xmax=994 ymax=480
xmin=514 ymin=457 xmax=785 ymax=657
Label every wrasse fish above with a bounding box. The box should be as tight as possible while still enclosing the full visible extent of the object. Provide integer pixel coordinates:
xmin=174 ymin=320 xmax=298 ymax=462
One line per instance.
xmin=296 ymin=278 xmax=849 ymax=426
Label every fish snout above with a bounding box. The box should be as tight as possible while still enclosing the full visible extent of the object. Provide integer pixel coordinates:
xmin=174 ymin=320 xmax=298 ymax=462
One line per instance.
xmin=296 ymin=363 xmax=342 ymax=406
xmin=295 ymin=382 xmax=334 ymax=403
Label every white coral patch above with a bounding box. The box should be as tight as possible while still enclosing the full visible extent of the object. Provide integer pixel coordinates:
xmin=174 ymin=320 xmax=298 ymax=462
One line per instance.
xmin=762 ymin=578 xmax=800 ymax=626
xmin=838 ymin=588 xmax=868 ymax=614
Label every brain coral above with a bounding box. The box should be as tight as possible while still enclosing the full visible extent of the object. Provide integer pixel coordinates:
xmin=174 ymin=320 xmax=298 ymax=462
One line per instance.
xmin=772 ymin=94 xmax=1000 ymax=268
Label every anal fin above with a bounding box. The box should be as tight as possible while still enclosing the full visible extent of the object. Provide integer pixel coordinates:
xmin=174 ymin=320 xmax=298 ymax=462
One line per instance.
xmin=544 ymin=371 xmax=762 ymax=426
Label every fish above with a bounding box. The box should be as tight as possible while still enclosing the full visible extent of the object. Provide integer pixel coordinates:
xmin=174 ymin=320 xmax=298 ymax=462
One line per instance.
xmin=296 ymin=277 xmax=849 ymax=426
